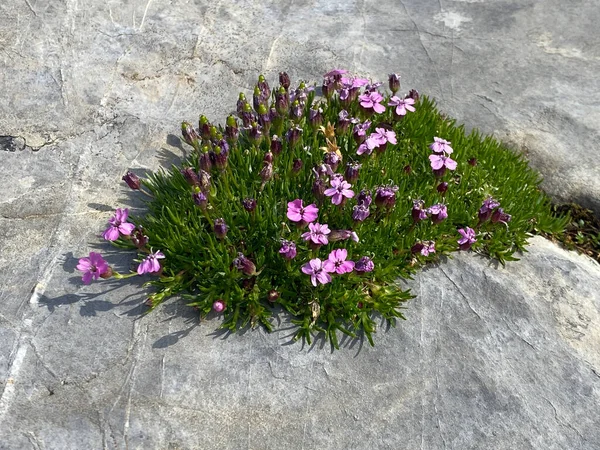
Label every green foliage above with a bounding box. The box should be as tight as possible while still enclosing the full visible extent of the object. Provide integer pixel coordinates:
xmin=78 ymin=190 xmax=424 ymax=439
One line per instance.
xmin=111 ymin=72 xmax=566 ymax=348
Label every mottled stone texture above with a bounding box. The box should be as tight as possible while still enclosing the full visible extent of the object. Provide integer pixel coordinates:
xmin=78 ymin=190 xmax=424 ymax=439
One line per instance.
xmin=1 ymin=0 xmax=599 ymax=449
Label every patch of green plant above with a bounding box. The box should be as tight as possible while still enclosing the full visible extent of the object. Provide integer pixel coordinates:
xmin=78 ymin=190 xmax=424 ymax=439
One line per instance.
xmin=77 ymin=70 xmax=567 ymax=348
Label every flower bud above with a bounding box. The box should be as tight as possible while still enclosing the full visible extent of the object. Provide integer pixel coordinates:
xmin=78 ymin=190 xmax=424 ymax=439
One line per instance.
xmin=193 ymin=190 xmax=208 ymax=209
xmin=225 ymin=115 xmax=239 ymax=144
xmin=437 ymin=182 xmax=449 ymax=194
xmin=267 ymin=289 xmax=280 ymax=302
xmin=309 ymin=107 xmax=323 ymax=129
xmin=214 ymin=218 xmax=228 ymax=240
xmin=329 ymin=230 xmax=359 ymax=243
xmin=345 ymin=162 xmax=361 ymax=183
xmin=388 ymin=73 xmax=401 ymax=94
xmin=198 ymin=115 xmax=211 ymax=140
xmin=181 ymin=167 xmax=200 ymax=186
xmin=253 ymin=86 xmax=265 ymax=113
xmin=412 ymin=199 xmax=428 ymax=222
xmin=403 ymin=165 xmax=412 ymax=174
xmin=199 ymin=169 xmax=211 ymax=192
xmin=247 ymin=122 xmax=263 ymax=146
xmin=290 ymin=100 xmax=304 ymax=121
xmin=292 ymin=158 xmax=303 ymax=173
xmin=263 ymin=151 xmax=274 ymax=164
xmin=214 ymin=143 xmax=229 ymax=170
xmin=322 ymin=78 xmax=334 ymax=99
xmin=468 ymin=157 xmax=477 ymax=166
xmin=491 ymin=207 xmax=511 ymax=224
xmin=270 ymin=135 xmax=282 ymax=156
xmin=181 ymin=122 xmax=200 ymax=148
xmin=323 ymin=152 xmax=340 ymax=172
xmin=312 ymin=178 xmax=327 ymax=200
xmin=131 ymin=227 xmax=149 ymax=249
xmin=99 ymin=266 xmax=114 ymax=279
xmin=122 ymin=171 xmax=141 ymax=190
xmin=259 ymin=162 xmax=273 ymax=183
xmin=241 ymin=103 xmax=256 ymax=127
xmin=356 ymin=189 xmax=372 ymax=207
xmin=257 ymin=74 xmax=270 ymax=99
xmin=199 ymin=150 xmax=212 ymax=172
xmin=406 ymin=89 xmax=419 ymax=102
xmin=375 ymin=186 xmax=398 ymax=209
xmin=279 ymin=72 xmax=291 ymax=90
xmin=242 ymin=198 xmax=257 ymax=212
xmin=355 ymin=256 xmax=374 ymax=273
xmin=286 ymin=126 xmax=302 ymax=147
xmin=275 ymin=87 xmax=289 ymax=117
xmin=213 ymin=299 xmax=226 ymax=313
xmin=233 ymin=252 xmax=257 ymax=276
xmin=237 ymin=93 xmax=247 ymax=116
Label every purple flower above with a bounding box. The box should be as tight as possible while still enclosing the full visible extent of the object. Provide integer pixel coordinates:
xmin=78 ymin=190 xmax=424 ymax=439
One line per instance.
xmin=458 ymin=227 xmax=477 ymax=250
xmin=301 ymin=258 xmax=333 ymax=287
xmin=287 ymin=199 xmax=319 ymax=224
xmin=286 ymin=126 xmax=302 ymax=146
xmin=103 ymin=208 xmax=136 ymax=241
xmin=365 ymin=127 xmax=397 ymax=153
xmin=328 ymin=230 xmax=359 ymax=243
xmin=412 ymin=200 xmax=428 ymax=222
xmin=357 ymin=190 xmax=372 ymax=207
xmin=323 ymin=249 xmax=355 ymax=275
xmin=214 ymin=218 xmax=228 ymax=240
xmin=375 ymin=185 xmax=398 ymax=209
xmin=301 ymin=222 xmax=331 ymax=246
xmin=324 ymin=68 xmax=348 ymax=78
xmin=420 ymin=241 xmax=436 ymax=256
xmin=388 ymin=96 xmax=415 ymax=116
xmin=324 ymin=175 xmax=355 ymax=205
xmin=429 ymin=137 xmax=454 ymax=155
xmin=337 ymin=110 xmax=353 ymax=133
xmin=137 ymin=250 xmax=165 ymax=275
xmin=357 ymin=143 xmax=371 ymax=156
xmin=193 ymin=191 xmax=208 ymax=209
xmin=428 ymin=204 xmax=448 ymax=224
xmin=344 ymin=162 xmax=361 ymax=183
xmin=213 ymin=299 xmax=226 ymax=313
xmin=122 ymin=171 xmax=141 ymax=190
xmin=478 ymin=197 xmax=501 ymax=222
xmin=242 ymin=198 xmax=257 ymax=212
xmin=429 ymin=153 xmax=457 ymax=171
xmin=352 ymin=204 xmax=370 ymax=222
xmin=354 ymin=256 xmax=374 ymax=273
xmin=233 ymin=253 xmax=257 ymax=276
xmin=359 ymin=91 xmax=386 ymax=114
xmin=279 ymin=240 xmax=297 ymax=260
xmin=491 ymin=207 xmax=512 ymax=224
xmin=353 ymin=121 xmax=371 ymax=144
xmin=323 ymin=152 xmax=341 ymax=172
xmin=77 ymin=252 xmax=109 ymax=284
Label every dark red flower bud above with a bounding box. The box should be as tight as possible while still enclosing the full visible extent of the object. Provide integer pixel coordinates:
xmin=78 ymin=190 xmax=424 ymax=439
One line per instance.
xmin=242 ymin=198 xmax=257 ymax=212
xmin=403 ymin=165 xmax=412 ymax=174
xmin=181 ymin=167 xmax=200 ymax=186
xmin=270 ymin=135 xmax=282 ymax=156
xmin=122 ymin=171 xmax=141 ymax=190
xmin=292 ymin=158 xmax=303 ymax=173
xmin=279 ymin=72 xmax=290 ymax=90
xmin=388 ymin=73 xmax=401 ymax=94
xmin=406 ymin=89 xmax=419 ymax=102
xmin=267 ymin=289 xmax=280 ymax=302
xmin=468 ymin=157 xmax=477 ymax=166
xmin=198 ymin=115 xmax=211 ymax=141
xmin=181 ymin=122 xmax=200 ymax=148
xmin=437 ymin=182 xmax=449 ymax=194
xmin=345 ymin=162 xmax=361 ymax=183
xmin=263 ymin=151 xmax=274 ymax=164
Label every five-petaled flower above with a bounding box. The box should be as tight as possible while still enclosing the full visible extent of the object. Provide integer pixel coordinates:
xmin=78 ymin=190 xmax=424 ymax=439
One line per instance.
xmin=324 ymin=175 xmax=355 ymax=205
xmin=287 ymin=199 xmax=319 ymax=224
xmin=323 ymin=249 xmax=355 ymax=274
xmin=301 ymin=222 xmax=331 ymax=245
xmin=364 ymin=127 xmax=397 ymax=153
xmin=301 ymin=258 xmax=332 ymax=286
xmin=428 ymin=204 xmax=448 ymax=224
xmin=458 ymin=227 xmax=477 ymax=250
xmin=77 ymin=252 xmax=109 ymax=284
xmin=429 ymin=137 xmax=453 ymax=155
xmin=137 ymin=250 xmax=165 ymax=275
xmin=103 ymin=208 xmax=136 ymax=241
xmin=358 ymin=91 xmax=386 ymax=114
xmin=429 ymin=153 xmax=457 ymax=171
xmin=388 ymin=96 xmax=415 ymax=116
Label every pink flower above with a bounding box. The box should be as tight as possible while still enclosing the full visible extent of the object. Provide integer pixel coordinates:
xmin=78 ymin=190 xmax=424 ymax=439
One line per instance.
xmin=279 ymin=240 xmax=297 ymax=259
xmin=458 ymin=227 xmax=477 ymax=250
xmin=420 ymin=241 xmax=436 ymax=256
xmin=77 ymin=252 xmax=109 ymax=285
xmin=324 ymin=175 xmax=355 ymax=205
xmin=301 ymin=222 xmax=330 ymax=245
xmin=388 ymin=96 xmax=416 ymax=116
xmin=301 ymin=258 xmax=332 ymax=286
xmin=213 ymin=299 xmax=226 ymax=313
xmin=428 ymin=204 xmax=448 ymax=224
xmin=103 ymin=208 xmax=136 ymax=241
xmin=137 ymin=250 xmax=165 ymax=275
xmin=323 ymin=249 xmax=355 ymax=274
xmin=366 ymin=127 xmax=397 ymax=152
xmin=287 ymin=199 xmax=319 ymax=224
xmin=429 ymin=137 xmax=453 ymax=155
xmin=429 ymin=154 xmax=457 ymax=171
xmin=359 ymin=91 xmax=386 ymax=114
xmin=324 ymin=69 xmax=348 ymax=77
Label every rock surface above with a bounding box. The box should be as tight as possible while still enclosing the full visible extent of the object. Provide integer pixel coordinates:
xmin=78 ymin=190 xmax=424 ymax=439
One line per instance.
xmin=1 ymin=0 xmax=599 ymax=449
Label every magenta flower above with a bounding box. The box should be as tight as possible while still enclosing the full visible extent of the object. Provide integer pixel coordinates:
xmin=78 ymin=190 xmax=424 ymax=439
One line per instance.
xmin=491 ymin=207 xmax=512 ymax=224
xmin=429 ymin=153 xmax=457 ymax=171
xmin=358 ymin=91 xmax=386 ymax=114
xmin=287 ymin=199 xmax=319 ymax=224
xmin=428 ymin=204 xmax=448 ymax=224
xmin=301 ymin=258 xmax=332 ymax=287
xmin=324 ymin=175 xmax=355 ymax=205
xmin=412 ymin=200 xmax=428 ymax=222
xmin=137 ymin=250 xmax=165 ymax=275
xmin=458 ymin=227 xmax=477 ymax=250
xmin=301 ymin=222 xmax=331 ymax=245
xmin=341 ymin=76 xmax=370 ymax=88
xmin=478 ymin=197 xmax=501 ymax=222
xmin=366 ymin=128 xmax=397 ymax=152
xmin=353 ymin=120 xmax=371 ymax=144
xmin=102 ymin=208 xmax=136 ymax=241
xmin=279 ymin=240 xmax=297 ymax=259
xmin=77 ymin=252 xmax=109 ymax=285
xmin=429 ymin=137 xmax=453 ymax=155
xmin=323 ymin=249 xmax=355 ymax=274
xmin=388 ymin=96 xmax=416 ymax=116
xmin=324 ymin=68 xmax=348 ymax=77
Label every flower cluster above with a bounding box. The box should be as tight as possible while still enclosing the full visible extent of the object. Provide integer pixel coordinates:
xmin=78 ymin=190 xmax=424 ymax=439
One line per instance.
xmin=74 ymin=69 xmax=558 ymax=349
